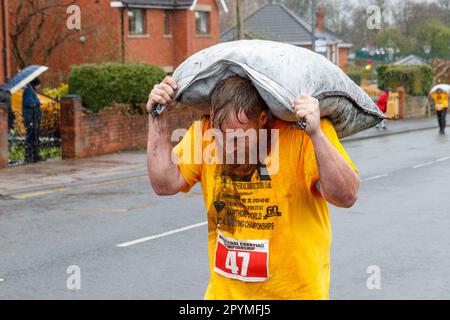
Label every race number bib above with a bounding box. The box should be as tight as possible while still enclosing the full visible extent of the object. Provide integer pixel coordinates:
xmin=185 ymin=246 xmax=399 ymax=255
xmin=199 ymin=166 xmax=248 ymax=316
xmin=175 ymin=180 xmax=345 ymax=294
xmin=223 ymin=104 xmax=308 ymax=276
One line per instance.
xmin=436 ymin=104 xmax=444 ymax=111
xmin=214 ymin=231 xmax=269 ymax=282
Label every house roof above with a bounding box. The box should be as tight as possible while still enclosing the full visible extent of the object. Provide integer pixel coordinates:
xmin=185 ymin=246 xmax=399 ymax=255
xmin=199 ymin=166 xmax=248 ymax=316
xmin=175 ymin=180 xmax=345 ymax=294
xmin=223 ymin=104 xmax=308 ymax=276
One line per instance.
xmin=122 ymin=0 xmax=228 ymax=12
xmin=221 ymin=3 xmax=349 ymax=46
xmin=393 ymin=54 xmax=426 ymax=65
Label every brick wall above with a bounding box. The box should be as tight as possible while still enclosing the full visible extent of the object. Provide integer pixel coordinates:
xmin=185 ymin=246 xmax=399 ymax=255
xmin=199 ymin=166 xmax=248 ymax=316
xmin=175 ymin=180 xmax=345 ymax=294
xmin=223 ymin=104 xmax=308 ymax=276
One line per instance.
xmin=0 ymin=103 xmax=8 ymax=167
xmin=187 ymin=0 xmax=222 ymax=58
xmin=60 ymin=96 xmax=205 ymax=159
xmin=397 ymin=87 xmax=429 ymax=119
xmin=126 ymin=0 xmax=221 ymax=69
xmin=404 ymin=95 xmax=428 ymax=119
xmin=125 ymin=8 xmax=175 ymax=69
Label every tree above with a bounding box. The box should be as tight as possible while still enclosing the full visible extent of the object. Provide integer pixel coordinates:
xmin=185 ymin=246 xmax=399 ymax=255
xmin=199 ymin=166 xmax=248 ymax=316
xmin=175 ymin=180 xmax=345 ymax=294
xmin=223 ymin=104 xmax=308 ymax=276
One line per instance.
xmin=9 ymin=0 xmax=77 ymax=68
xmin=375 ymin=28 xmax=412 ymax=55
xmin=321 ymin=0 xmax=353 ymax=34
xmin=220 ymin=0 xmax=268 ymax=31
xmin=415 ymin=19 xmax=450 ymax=59
xmin=280 ymin=0 xmax=311 ymax=20
xmin=432 ymin=59 xmax=450 ymax=83
xmin=9 ymin=0 xmax=121 ymax=85
xmin=9 ymin=0 xmax=119 ymax=68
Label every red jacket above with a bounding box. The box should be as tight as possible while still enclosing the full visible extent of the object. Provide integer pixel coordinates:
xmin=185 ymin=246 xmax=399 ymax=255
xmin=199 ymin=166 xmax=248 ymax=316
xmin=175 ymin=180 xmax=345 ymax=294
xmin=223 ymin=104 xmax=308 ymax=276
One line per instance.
xmin=376 ymin=91 xmax=389 ymax=113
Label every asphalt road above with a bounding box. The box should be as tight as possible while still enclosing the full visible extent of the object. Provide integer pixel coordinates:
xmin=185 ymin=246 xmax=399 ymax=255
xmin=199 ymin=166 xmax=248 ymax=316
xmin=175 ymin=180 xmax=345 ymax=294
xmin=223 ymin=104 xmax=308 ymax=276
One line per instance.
xmin=0 ymin=128 xmax=449 ymax=299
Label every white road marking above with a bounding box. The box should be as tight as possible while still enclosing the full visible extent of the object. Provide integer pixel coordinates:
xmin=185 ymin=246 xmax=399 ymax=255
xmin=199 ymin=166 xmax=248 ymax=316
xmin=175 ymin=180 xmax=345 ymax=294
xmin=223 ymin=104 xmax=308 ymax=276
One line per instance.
xmin=116 ymin=221 xmax=207 ymax=247
xmin=0 ymin=278 xmax=4 ymax=282
xmin=436 ymin=156 xmax=450 ymax=162
xmin=362 ymin=156 xmax=450 ymax=182
xmin=413 ymin=161 xmax=434 ymax=169
xmin=363 ymin=174 xmax=389 ymax=181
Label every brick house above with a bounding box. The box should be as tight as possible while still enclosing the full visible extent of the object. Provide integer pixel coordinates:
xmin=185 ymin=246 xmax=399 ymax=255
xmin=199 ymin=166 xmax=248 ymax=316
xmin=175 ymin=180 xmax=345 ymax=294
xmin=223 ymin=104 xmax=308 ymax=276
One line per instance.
xmin=1 ymin=0 xmax=10 ymax=82
xmin=0 ymin=0 xmax=9 ymax=167
xmin=115 ymin=0 xmax=227 ymax=73
xmin=221 ymin=3 xmax=352 ymax=70
xmin=6 ymin=0 xmax=227 ymax=83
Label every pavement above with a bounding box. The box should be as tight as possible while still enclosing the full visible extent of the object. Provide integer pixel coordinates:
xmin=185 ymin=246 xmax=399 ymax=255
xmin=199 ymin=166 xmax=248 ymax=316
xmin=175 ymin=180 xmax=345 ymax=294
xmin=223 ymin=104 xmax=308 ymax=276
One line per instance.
xmin=0 ymin=151 xmax=147 ymax=198
xmin=0 ymin=116 xmax=445 ymax=197
xmin=1 ymin=116 xmax=450 ymax=299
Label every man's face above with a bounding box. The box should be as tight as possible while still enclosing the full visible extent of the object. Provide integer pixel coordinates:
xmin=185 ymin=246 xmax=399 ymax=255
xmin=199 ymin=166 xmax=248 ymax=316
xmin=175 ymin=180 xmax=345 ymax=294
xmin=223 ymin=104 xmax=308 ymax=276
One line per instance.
xmin=212 ymin=109 xmax=266 ymax=165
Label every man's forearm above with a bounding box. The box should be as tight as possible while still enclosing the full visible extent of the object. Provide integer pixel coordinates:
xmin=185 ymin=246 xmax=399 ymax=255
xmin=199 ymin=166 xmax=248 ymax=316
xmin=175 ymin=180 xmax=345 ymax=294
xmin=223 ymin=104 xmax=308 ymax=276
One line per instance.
xmin=147 ymin=116 xmax=181 ymax=195
xmin=310 ymin=130 xmax=359 ymax=208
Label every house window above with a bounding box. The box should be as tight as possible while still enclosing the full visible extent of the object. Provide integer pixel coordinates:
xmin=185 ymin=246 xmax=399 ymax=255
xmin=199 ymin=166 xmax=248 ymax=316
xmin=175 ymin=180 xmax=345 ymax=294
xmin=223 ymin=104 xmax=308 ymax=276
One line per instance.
xmin=163 ymin=10 xmax=171 ymax=35
xmin=195 ymin=11 xmax=210 ymax=35
xmin=128 ymin=8 xmax=146 ymax=35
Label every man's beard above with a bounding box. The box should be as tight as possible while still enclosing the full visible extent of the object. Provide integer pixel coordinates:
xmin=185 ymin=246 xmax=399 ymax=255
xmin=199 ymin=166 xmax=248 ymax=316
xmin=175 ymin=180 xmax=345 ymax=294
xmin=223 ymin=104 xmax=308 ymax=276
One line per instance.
xmin=221 ymin=163 xmax=258 ymax=178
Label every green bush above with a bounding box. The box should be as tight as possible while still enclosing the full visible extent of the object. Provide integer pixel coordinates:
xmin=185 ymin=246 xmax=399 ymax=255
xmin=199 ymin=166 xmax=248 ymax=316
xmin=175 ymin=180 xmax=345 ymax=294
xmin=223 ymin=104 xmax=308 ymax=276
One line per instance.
xmin=346 ymin=66 xmax=362 ymax=85
xmin=376 ymin=64 xmax=433 ymax=96
xmin=43 ymin=83 xmax=69 ymax=100
xmin=68 ymin=62 xmax=166 ymax=112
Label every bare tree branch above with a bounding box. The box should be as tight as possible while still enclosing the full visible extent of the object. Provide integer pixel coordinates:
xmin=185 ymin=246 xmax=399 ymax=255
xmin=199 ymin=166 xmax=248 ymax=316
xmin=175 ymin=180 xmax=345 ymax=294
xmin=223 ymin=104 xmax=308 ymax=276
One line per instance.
xmin=9 ymin=0 xmax=76 ymax=68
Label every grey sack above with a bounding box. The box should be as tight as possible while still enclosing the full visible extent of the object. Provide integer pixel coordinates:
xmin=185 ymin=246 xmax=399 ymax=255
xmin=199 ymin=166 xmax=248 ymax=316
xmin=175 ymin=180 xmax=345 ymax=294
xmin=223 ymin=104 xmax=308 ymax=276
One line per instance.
xmin=169 ymin=40 xmax=384 ymax=138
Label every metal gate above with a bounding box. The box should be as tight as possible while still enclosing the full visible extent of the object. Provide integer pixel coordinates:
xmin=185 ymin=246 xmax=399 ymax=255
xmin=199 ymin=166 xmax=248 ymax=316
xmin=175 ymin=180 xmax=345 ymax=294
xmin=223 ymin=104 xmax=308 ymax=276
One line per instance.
xmin=386 ymin=92 xmax=400 ymax=119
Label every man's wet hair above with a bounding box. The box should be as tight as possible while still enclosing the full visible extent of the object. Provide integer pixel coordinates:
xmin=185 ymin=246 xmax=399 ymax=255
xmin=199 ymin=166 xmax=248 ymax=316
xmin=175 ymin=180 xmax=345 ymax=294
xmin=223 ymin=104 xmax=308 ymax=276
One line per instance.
xmin=210 ymin=75 xmax=268 ymax=130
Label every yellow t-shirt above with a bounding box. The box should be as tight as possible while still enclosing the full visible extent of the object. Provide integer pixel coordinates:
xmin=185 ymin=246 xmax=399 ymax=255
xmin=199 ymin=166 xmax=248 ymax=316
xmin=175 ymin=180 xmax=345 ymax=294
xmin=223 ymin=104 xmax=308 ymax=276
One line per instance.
xmin=173 ymin=116 xmax=358 ymax=300
xmin=431 ymin=92 xmax=449 ymax=111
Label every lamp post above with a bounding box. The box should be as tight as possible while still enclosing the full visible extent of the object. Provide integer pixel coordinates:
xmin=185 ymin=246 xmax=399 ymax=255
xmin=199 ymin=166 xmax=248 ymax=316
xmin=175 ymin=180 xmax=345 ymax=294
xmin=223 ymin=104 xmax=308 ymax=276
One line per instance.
xmin=423 ymin=44 xmax=432 ymax=116
xmin=236 ymin=0 xmax=244 ymax=40
xmin=311 ymin=0 xmax=316 ymax=52
xmin=423 ymin=44 xmax=431 ymax=64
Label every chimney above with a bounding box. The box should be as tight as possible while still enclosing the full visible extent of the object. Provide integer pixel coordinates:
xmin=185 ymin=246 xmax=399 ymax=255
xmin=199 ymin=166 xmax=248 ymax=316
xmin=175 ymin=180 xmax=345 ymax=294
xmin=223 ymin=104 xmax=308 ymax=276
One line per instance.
xmin=316 ymin=4 xmax=325 ymax=32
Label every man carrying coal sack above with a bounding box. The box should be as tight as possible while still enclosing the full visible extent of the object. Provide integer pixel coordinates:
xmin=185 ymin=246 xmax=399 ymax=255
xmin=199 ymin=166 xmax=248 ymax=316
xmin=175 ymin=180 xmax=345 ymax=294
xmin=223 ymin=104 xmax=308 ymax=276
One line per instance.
xmin=146 ymin=74 xmax=360 ymax=300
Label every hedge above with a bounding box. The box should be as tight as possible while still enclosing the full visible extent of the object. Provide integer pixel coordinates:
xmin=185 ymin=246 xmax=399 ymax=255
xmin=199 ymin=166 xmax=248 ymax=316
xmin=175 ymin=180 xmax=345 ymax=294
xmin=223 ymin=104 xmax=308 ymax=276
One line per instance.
xmin=376 ymin=64 xmax=433 ymax=96
xmin=68 ymin=62 xmax=166 ymax=112
xmin=346 ymin=67 xmax=362 ymax=86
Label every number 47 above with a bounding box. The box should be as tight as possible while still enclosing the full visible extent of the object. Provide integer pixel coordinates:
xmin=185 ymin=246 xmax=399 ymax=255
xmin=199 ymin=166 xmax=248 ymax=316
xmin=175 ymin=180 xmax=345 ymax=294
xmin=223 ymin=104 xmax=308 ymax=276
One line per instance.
xmin=225 ymin=251 xmax=250 ymax=276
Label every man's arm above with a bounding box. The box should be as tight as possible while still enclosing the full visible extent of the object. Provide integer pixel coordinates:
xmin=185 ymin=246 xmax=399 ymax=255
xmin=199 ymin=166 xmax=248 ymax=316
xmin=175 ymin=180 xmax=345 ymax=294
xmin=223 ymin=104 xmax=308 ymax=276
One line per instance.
xmin=310 ymin=130 xmax=359 ymax=208
xmin=146 ymin=76 xmax=189 ymax=195
xmin=293 ymin=93 xmax=360 ymax=208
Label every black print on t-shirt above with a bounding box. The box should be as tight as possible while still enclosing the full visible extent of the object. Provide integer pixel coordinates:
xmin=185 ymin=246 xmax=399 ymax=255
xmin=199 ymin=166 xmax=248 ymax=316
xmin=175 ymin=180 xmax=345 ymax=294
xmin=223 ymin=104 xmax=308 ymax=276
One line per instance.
xmin=208 ymin=163 xmax=279 ymax=234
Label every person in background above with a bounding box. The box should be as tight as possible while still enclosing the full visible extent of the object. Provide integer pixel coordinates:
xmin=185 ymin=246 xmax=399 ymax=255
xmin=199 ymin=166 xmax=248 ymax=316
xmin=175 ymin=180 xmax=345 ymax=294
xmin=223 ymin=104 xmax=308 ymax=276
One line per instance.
xmin=430 ymin=88 xmax=448 ymax=135
xmin=22 ymin=77 xmax=43 ymax=163
xmin=376 ymin=88 xmax=390 ymax=130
